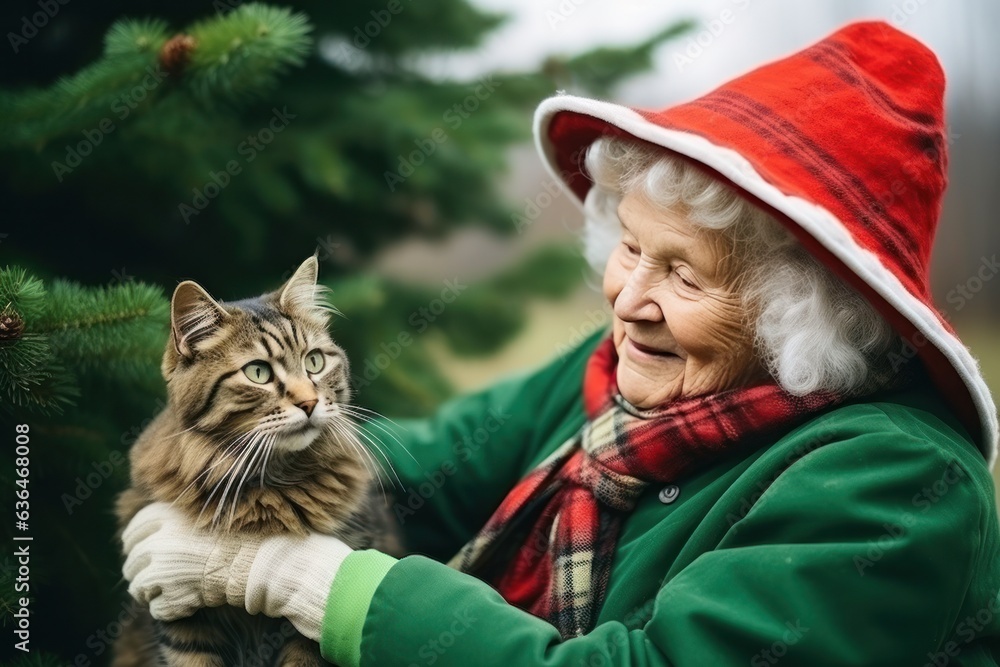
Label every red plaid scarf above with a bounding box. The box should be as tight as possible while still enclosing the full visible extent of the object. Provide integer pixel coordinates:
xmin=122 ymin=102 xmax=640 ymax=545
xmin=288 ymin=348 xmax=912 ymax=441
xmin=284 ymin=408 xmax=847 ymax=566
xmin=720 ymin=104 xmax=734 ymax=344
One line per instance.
xmin=447 ymin=335 xmax=843 ymax=638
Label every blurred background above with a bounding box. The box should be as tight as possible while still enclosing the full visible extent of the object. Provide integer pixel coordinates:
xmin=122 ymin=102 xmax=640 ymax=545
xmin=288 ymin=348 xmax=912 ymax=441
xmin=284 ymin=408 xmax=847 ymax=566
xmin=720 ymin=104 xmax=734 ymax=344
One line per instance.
xmin=1 ymin=0 xmax=998 ymax=662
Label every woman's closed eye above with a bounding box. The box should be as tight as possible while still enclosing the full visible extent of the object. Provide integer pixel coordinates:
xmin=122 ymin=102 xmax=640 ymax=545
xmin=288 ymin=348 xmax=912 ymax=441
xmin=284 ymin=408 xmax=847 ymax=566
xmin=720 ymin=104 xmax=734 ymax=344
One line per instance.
xmin=672 ymin=268 xmax=701 ymax=292
xmin=677 ymin=274 xmax=698 ymax=289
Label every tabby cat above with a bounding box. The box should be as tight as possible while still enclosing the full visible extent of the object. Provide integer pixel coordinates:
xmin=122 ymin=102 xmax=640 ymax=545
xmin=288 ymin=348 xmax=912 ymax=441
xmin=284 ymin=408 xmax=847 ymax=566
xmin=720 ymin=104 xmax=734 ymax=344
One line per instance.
xmin=112 ymin=255 xmax=404 ymax=667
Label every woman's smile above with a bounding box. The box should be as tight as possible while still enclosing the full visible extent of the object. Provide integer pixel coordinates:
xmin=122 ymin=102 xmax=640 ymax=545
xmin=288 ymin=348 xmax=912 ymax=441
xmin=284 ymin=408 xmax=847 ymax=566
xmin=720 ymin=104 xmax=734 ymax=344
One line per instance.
xmin=604 ymin=189 xmax=761 ymax=407
xmin=624 ymin=335 xmax=681 ymax=361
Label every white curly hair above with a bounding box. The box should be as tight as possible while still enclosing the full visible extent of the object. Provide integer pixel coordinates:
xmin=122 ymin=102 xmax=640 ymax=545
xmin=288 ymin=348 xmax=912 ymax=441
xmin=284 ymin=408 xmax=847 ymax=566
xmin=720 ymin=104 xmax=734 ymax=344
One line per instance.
xmin=582 ymin=136 xmax=901 ymax=397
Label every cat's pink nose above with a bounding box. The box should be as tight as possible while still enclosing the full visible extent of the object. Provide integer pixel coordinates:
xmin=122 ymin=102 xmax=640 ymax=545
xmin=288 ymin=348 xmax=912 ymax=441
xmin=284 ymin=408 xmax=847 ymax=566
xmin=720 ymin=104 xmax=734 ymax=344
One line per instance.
xmin=297 ymin=399 xmax=318 ymax=417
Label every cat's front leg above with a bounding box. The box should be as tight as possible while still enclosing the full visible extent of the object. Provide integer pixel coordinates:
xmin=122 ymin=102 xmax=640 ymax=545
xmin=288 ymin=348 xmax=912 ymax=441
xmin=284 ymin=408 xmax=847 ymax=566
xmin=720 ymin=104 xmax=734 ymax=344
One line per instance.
xmin=276 ymin=633 xmax=327 ymax=667
xmin=159 ymin=650 xmax=225 ymax=667
xmin=155 ymin=617 xmax=227 ymax=667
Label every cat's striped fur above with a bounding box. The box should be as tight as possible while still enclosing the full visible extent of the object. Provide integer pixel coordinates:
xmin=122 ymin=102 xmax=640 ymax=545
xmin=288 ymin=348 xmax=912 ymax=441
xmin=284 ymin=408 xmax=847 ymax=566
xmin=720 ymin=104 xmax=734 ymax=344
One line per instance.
xmin=112 ymin=255 xmax=404 ymax=667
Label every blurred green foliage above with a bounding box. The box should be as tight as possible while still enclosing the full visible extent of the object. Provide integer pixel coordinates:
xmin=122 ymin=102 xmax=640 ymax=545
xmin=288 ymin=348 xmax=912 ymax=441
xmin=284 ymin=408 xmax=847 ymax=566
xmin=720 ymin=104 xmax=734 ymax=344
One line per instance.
xmin=0 ymin=0 xmax=691 ymax=661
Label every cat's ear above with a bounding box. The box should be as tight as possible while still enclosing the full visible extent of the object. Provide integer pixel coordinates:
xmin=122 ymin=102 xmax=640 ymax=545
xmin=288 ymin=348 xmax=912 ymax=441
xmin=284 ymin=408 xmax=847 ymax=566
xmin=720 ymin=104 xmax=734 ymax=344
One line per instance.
xmin=165 ymin=281 xmax=229 ymax=367
xmin=277 ymin=254 xmax=337 ymax=324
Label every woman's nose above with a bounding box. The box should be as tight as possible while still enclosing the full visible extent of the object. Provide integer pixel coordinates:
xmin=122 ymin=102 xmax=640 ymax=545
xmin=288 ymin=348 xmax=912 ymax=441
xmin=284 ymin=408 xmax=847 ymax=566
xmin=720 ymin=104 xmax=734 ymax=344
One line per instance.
xmin=614 ymin=266 xmax=663 ymax=323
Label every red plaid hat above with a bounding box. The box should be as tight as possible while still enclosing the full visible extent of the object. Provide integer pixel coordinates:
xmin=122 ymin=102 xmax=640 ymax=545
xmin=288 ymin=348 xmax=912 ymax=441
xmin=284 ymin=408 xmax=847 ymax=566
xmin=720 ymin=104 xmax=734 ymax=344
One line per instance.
xmin=533 ymin=20 xmax=997 ymax=468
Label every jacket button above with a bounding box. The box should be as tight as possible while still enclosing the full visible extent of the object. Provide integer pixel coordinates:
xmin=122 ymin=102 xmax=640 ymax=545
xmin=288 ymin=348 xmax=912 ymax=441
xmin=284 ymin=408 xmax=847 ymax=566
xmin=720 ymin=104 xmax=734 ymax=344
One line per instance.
xmin=658 ymin=484 xmax=680 ymax=504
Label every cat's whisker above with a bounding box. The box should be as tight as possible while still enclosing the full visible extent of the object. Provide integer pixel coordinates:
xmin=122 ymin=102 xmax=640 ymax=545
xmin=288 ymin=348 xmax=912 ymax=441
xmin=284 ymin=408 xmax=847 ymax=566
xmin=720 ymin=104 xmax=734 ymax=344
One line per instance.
xmin=341 ymin=404 xmax=411 ymax=435
xmin=122 ymin=262 xmax=409 ymax=661
xmin=161 ymin=423 xmax=201 ymax=440
xmin=339 ymin=406 xmax=412 ymax=446
xmin=213 ymin=432 xmax=265 ymax=528
xmin=346 ymin=434 xmax=390 ymax=507
xmin=344 ymin=429 xmax=393 ymax=507
xmin=324 ymin=420 xmax=388 ymax=503
xmin=258 ymin=437 xmax=276 ymax=489
xmin=172 ymin=430 xmax=256 ymax=509
xmin=339 ymin=403 xmax=405 ymax=423
xmin=324 ymin=420 xmax=378 ymax=481
xmin=199 ymin=457 xmax=242 ymax=527
xmin=229 ymin=433 xmax=272 ymax=527
xmin=335 ymin=411 xmax=404 ymax=484
xmin=343 ymin=418 xmax=404 ymax=492
xmin=339 ymin=405 xmax=419 ymax=465
xmin=205 ymin=431 xmax=263 ymax=528
xmin=327 ymin=417 xmax=397 ymax=508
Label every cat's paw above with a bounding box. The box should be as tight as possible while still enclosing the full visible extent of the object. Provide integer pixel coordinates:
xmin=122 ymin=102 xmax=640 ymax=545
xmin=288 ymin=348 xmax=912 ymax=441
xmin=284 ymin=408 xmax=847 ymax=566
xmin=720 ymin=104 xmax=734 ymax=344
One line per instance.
xmin=276 ymin=633 xmax=328 ymax=667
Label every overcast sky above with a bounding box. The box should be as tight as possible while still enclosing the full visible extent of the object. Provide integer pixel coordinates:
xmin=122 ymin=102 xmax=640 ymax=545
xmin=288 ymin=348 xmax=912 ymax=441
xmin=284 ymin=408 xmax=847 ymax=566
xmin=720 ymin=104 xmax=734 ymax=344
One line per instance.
xmin=418 ymin=0 xmax=998 ymax=112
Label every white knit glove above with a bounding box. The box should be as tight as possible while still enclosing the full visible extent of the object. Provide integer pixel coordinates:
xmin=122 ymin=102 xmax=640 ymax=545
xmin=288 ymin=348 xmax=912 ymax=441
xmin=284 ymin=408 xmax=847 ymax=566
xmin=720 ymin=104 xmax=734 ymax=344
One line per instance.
xmin=121 ymin=502 xmax=352 ymax=641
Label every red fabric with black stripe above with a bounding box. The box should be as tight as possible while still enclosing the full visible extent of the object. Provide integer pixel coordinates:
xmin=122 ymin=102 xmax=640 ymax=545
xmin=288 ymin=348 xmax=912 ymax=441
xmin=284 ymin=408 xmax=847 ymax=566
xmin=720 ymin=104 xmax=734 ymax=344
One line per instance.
xmin=542 ymin=21 xmax=984 ymax=440
xmin=551 ymin=22 xmax=946 ymax=304
xmin=448 ymin=337 xmax=843 ymax=638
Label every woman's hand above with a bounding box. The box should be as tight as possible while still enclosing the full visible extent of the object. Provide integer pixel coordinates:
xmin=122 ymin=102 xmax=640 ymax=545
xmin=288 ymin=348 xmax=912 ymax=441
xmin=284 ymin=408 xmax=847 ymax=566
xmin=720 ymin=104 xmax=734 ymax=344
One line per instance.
xmin=121 ymin=502 xmax=354 ymax=641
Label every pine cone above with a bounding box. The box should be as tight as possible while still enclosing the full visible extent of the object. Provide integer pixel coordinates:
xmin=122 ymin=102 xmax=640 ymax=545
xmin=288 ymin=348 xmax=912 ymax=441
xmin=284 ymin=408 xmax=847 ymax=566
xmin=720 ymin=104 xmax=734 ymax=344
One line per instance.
xmin=160 ymin=34 xmax=197 ymax=78
xmin=0 ymin=311 xmax=23 ymax=342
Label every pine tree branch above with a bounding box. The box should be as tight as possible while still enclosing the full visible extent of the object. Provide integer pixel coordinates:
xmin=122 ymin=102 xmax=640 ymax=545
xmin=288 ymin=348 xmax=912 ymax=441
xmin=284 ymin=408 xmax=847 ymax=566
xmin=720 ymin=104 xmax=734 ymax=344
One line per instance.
xmin=185 ymin=3 xmax=313 ymax=106
xmin=32 ymin=280 xmax=166 ymax=333
xmin=0 ymin=352 xmax=80 ymax=417
xmin=0 ymin=4 xmax=313 ymax=149
xmin=545 ymin=19 xmax=696 ymax=96
xmin=0 ymin=268 xmax=167 ymax=415
xmin=0 ymin=266 xmax=79 ymax=415
xmin=0 ymin=265 xmax=46 ymax=322
xmin=0 ymin=19 xmax=168 ymax=150
xmin=0 ymin=334 xmax=59 ymax=404
xmin=33 ymin=280 xmax=169 ymax=376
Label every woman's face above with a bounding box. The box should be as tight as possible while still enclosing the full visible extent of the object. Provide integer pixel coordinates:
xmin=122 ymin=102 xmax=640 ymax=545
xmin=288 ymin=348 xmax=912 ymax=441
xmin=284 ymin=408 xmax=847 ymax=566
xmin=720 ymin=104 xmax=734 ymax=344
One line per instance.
xmin=602 ymin=189 xmax=765 ymax=407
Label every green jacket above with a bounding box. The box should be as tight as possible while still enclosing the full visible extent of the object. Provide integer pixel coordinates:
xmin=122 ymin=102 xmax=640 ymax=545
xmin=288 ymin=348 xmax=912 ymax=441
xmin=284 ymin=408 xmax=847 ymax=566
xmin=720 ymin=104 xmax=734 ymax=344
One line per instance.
xmin=320 ymin=329 xmax=1000 ymax=666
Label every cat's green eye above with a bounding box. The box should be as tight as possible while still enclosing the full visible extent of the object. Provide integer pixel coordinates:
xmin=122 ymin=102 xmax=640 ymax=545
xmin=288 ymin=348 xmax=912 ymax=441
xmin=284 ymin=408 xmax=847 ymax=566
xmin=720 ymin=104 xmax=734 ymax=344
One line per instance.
xmin=243 ymin=361 xmax=273 ymax=384
xmin=305 ymin=349 xmax=325 ymax=374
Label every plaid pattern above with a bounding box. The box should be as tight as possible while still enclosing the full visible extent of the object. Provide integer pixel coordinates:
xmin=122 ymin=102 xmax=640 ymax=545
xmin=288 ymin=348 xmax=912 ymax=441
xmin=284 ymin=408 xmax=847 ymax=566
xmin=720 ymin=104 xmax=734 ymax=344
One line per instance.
xmin=447 ymin=335 xmax=843 ymax=638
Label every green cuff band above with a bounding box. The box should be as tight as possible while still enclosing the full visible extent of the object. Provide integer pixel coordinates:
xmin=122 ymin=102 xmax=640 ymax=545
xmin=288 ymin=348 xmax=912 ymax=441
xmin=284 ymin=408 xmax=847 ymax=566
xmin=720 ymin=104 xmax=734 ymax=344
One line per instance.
xmin=320 ymin=549 xmax=399 ymax=667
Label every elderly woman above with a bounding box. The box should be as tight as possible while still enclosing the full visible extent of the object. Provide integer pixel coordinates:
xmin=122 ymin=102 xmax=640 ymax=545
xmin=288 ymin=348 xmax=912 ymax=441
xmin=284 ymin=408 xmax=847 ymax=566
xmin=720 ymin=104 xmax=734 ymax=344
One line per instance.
xmin=123 ymin=20 xmax=1000 ymax=666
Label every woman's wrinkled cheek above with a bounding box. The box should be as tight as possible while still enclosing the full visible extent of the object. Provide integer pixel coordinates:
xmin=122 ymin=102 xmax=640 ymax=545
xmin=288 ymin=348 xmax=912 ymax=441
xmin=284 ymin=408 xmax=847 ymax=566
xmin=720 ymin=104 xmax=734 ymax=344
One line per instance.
xmin=603 ymin=256 xmax=627 ymax=342
xmin=602 ymin=253 xmax=625 ymax=304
